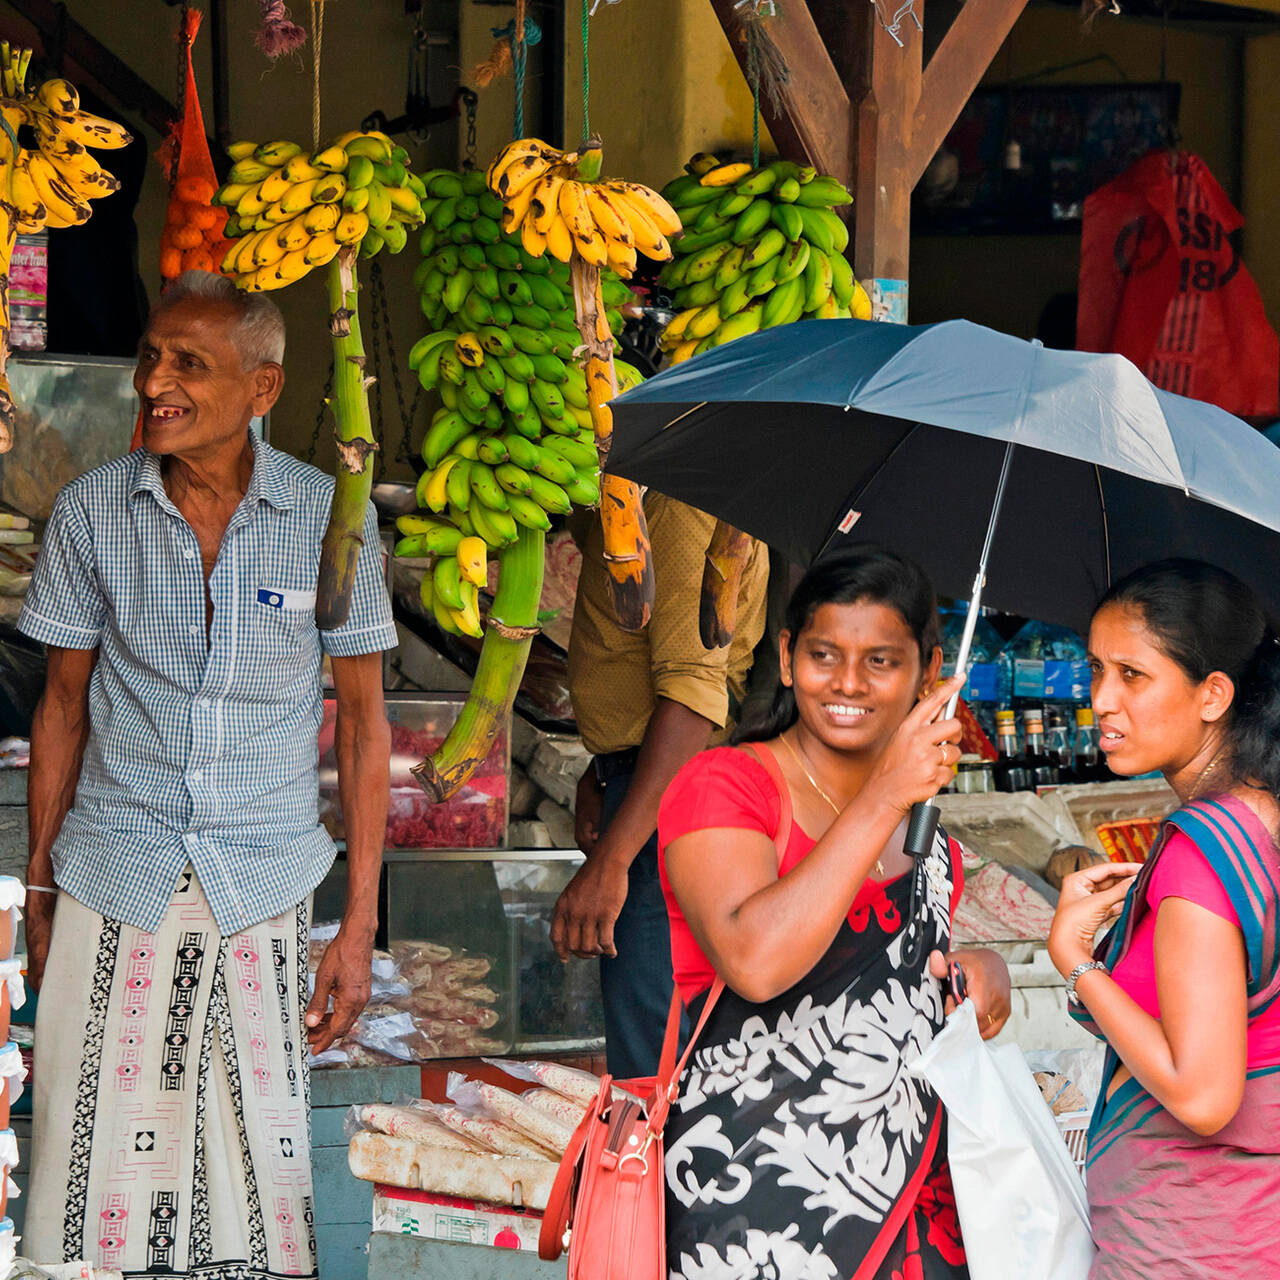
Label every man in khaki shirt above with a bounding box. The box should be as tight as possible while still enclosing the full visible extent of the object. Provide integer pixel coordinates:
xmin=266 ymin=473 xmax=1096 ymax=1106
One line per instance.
xmin=552 ymin=492 xmax=768 ymax=1078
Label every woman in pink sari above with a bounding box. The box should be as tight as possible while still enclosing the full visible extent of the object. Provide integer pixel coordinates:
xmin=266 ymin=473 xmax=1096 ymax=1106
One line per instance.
xmin=1049 ymin=559 xmax=1280 ymax=1279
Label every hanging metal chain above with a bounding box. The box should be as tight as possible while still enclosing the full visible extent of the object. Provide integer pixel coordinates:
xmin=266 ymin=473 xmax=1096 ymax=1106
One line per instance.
xmin=461 ymin=87 xmax=478 ymax=171
xmin=368 ymin=257 xmax=424 ymax=473
xmin=169 ymin=2 xmax=192 ymax=187
xmin=305 ymin=360 xmax=334 ymax=465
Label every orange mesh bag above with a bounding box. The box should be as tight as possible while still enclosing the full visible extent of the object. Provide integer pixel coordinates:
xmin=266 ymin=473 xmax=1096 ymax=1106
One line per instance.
xmin=158 ymin=9 xmax=229 ymax=284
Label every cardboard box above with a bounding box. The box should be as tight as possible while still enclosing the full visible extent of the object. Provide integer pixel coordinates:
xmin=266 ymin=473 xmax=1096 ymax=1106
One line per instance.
xmin=372 ymin=1184 xmax=545 ymax=1253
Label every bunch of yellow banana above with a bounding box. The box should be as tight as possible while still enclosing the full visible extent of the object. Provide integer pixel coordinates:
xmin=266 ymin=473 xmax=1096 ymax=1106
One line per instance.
xmin=656 ymin=153 xmax=872 ymax=364
xmin=0 ymin=48 xmax=130 ymax=235
xmin=485 ymin=137 xmax=680 ymax=277
xmin=214 ymin=130 xmax=426 ymax=292
xmin=394 ymin=165 xmax=640 ymax=640
xmin=0 ymin=47 xmax=132 ymax=454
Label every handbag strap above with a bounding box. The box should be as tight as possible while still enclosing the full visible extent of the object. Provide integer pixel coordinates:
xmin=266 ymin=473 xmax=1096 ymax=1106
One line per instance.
xmin=651 ymin=741 xmax=795 ymax=1128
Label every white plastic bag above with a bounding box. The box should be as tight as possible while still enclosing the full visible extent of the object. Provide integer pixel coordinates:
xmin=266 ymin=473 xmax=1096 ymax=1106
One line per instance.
xmin=909 ymin=1002 xmax=1095 ymax=1280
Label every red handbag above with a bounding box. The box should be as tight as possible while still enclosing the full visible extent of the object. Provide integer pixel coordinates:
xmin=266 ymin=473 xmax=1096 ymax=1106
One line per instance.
xmin=539 ymin=745 xmax=793 ymax=1278
xmin=536 ymin=982 xmax=724 ymax=1279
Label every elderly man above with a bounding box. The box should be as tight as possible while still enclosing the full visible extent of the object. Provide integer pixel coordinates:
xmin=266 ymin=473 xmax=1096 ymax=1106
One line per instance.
xmin=18 ymin=271 xmax=395 ymax=1278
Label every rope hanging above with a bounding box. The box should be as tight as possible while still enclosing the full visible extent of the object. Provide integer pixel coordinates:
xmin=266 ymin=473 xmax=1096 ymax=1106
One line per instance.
xmin=752 ymin=79 xmax=760 ymax=167
xmin=255 ymin=0 xmax=308 ymax=59
xmin=309 ymin=0 xmax=325 ymax=149
xmin=738 ymin=0 xmax=789 ymax=123
xmin=581 ymin=0 xmax=590 ymax=140
xmin=470 ymin=7 xmax=543 ymax=128
xmin=512 ymin=0 xmax=529 ymax=138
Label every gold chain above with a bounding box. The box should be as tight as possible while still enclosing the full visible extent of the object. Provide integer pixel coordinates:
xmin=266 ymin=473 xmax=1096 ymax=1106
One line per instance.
xmin=1187 ymin=741 xmax=1231 ymax=801
xmin=778 ymin=733 xmax=884 ymax=878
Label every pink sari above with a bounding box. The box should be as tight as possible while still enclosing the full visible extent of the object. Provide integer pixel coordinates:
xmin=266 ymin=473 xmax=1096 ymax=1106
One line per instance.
xmin=1071 ymin=796 xmax=1280 ymax=1279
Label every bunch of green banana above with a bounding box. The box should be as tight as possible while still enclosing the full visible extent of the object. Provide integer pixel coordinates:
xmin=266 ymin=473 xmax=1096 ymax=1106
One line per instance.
xmin=396 ymin=166 xmax=639 ymax=641
xmin=657 ymin=153 xmax=872 ymax=363
xmin=214 ymin=130 xmax=426 ymax=292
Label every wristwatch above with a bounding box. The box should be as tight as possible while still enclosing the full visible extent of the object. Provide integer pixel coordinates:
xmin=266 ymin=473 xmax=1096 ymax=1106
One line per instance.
xmin=1065 ymin=961 xmax=1108 ymax=1006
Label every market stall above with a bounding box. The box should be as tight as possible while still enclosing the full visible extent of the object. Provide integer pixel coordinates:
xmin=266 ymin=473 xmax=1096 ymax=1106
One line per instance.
xmin=0 ymin=0 xmax=1275 ymax=1277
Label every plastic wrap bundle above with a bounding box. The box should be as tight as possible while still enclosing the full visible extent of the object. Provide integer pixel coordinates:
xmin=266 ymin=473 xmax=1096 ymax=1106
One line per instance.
xmin=308 ymin=929 xmax=502 ymax=1066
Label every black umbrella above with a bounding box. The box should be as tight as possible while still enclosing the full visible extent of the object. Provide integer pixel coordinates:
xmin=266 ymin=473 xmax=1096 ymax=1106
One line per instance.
xmin=606 ymin=319 xmax=1280 ymax=630
xmin=607 ymin=317 xmax=1280 ymax=873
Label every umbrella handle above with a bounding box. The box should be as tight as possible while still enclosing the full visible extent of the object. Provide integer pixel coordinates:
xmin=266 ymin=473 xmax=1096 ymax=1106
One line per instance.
xmin=904 ymin=800 xmax=940 ymax=859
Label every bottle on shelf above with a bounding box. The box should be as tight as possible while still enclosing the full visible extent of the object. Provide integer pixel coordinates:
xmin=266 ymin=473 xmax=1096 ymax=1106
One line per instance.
xmin=1023 ymin=712 xmax=1061 ymax=791
xmin=992 ymin=710 xmax=1032 ymax=793
xmin=1044 ymin=709 xmax=1073 ymax=777
xmin=1067 ymin=707 xmax=1109 ymax=783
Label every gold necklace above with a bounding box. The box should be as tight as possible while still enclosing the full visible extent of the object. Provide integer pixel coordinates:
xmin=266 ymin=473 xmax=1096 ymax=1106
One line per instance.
xmin=1187 ymin=742 xmax=1231 ymax=801
xmin=779 ymin=732 xmax=885 ymax=877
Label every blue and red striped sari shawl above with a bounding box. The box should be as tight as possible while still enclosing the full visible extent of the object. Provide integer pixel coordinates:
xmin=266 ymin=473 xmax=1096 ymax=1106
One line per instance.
xmin=1070 ymin=795 xmax=1280 ymax=1279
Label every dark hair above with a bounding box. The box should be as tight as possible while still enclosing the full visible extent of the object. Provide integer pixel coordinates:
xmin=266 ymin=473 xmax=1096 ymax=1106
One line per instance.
xmin=1096 ymin=558 xmax=1280 ymax=795
xmin=736 ymin=546 xmax=940 ymax=744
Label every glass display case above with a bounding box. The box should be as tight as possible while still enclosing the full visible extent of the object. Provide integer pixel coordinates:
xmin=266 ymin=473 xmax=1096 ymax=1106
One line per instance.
xmin=318 ymin=694 xmax=509 ymax=850
xmin=311 ymin=850 xmax=604 ymax=1065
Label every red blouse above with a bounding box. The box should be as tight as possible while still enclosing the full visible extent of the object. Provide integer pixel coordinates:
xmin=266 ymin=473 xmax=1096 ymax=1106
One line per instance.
xmin=658 ymin=746 xmax=965 ymax=1004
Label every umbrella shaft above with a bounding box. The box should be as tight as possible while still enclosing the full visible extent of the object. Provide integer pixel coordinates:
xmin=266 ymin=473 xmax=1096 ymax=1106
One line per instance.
xmin=905 ymin=440 xmax=1015 ymax=860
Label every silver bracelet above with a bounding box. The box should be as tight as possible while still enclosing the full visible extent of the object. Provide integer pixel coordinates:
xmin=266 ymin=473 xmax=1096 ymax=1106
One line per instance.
xmin=25 ymin=884 xmax=56 ymax=896
xmin=1065 ymin=960 xmax=1108 ymax=1006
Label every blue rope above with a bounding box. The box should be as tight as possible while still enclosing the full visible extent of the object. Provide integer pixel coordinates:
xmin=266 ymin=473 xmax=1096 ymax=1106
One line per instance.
xmin=492 ymin=16 xmax=542 ymax=138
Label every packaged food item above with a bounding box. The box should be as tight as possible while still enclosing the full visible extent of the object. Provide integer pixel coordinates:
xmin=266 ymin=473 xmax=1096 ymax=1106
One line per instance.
xmin=408 ymin=1100 xmax=554 ymax=1160
xmin=350 ymin=1104 xmax=487 ymax=1153
xmin=448 ymin=1075 xmax=574 ymax=1157
xmin=523 ymin=1088 xmax=588 ymax=1130
xmin=348 ymin=1131 xmax=557 ymax=1208
xmin=308 ymin=928 xmax=504 ymax=1065
xmin=482 ymin=1057 xmax=604 ymax=1107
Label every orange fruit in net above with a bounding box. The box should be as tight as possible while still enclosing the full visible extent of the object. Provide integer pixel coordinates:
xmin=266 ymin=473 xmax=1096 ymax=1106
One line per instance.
xmin=181 ymin=246 xmax=215 ymax=273
xmin=189 ymin=204 xmax=220 ymax=231
xmin=175 ymin=176 xmax=217 ymax=205
xmin=160 ymin=247 xmax=184 ymax=279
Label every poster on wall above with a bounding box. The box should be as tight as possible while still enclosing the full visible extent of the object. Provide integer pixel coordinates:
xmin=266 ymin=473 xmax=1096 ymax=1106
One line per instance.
xmin=913 ymin=83 xmax=1181 ymax=235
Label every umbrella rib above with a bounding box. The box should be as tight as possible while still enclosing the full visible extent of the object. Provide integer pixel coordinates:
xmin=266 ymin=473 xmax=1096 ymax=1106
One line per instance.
xmin=1095 ymin=463 xmax=1112 ymax=591
xmin=813 ymin=422 xmax=923 ymax=563
xmin=658 ymin=401 xmax=708 ymax=433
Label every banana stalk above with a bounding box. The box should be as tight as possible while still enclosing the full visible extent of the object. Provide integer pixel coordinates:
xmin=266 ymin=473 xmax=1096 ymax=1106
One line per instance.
xmin=413 ymin=524 xmax=545 ymax=801
xmin=570 ymin=240 xmax=654 ymax=633
xmin=316 ymin=246 xmax=377 ymax=629
xmin=0 ymin=202 xmax=16 ymax=455
xmin=0 ymin=113 xmax=19 ymax=454
xmin=699 ymin=518 xmax=753 ymax=649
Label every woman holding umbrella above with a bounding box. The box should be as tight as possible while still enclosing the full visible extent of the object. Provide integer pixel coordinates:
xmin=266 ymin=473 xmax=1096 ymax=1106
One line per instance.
xmin=657 ymin=548 xmax=1011 ymax=1280
xmin=1049 ymin=559 xmax=1280 ymax=1278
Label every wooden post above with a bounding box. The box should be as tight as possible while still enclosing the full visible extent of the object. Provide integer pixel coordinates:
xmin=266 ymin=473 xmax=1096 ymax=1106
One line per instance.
xmin=709 ymin=0 xmax=1029 ymax=321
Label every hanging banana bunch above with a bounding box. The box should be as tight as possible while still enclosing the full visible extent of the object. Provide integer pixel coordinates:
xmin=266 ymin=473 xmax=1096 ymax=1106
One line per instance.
xmin=658 ymin=153 xmax=868 ymax=647
xmin=487 ymin=135 xmax=682 ymax=634
xmin=658 ymin=152 xmax=869 ymax=361
xmin=401 ymin=162 xmax=642 ymax=801
xmin=214 ymin=129 xmax=426 ymax=627
xmin=0 ymin=48 xmax=131 ymax=452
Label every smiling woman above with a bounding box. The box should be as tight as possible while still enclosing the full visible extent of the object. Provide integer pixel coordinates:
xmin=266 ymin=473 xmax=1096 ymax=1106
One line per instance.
xmin=655 ymin=547 xmax=1011 ymax=1280
xmin=1048 ymin=559 xmax=1280 ymax=1280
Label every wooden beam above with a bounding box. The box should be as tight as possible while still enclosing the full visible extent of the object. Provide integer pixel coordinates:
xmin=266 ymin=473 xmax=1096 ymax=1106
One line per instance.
xmin=908 ymin=0 xmax=1029 ymax=186
xmin=5 ymin=0 xmax=178 ymax=138
xmin=852 ymin=4 xmax=923 ymax=313
xmin=707 ymin=0 xmax=852 ymax=182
